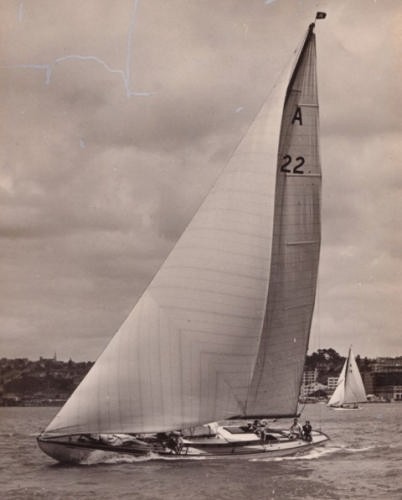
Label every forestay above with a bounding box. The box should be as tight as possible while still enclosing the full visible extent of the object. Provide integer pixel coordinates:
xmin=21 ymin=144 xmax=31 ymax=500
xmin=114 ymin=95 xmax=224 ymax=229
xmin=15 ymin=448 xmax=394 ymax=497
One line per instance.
xmin=45 ymin=26 xmax=321 ymax=436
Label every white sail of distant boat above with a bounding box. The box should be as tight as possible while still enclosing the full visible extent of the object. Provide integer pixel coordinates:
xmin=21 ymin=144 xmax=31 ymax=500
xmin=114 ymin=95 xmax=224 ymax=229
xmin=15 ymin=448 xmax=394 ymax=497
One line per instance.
xmin=328 ymin=347 xmax=367 ymax=409
xmin=38 ymin=14 xmax=329 ymax=463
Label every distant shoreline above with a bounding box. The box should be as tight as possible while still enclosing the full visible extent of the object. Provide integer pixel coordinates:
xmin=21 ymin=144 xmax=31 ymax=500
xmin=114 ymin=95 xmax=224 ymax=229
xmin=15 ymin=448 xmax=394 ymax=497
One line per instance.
xmin=2 ymin=351 xmax=401 ymax=406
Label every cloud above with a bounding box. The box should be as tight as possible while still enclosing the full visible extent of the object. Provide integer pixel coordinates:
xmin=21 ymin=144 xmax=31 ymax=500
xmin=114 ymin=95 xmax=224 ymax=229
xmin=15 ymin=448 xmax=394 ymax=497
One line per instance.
xmin=1 ymin=0 xmax=401 ymax=360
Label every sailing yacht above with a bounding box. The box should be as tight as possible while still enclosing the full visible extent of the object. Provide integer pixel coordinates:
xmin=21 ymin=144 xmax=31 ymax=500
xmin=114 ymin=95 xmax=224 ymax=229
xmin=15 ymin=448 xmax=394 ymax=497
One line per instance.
xmin=38 ymin=13 xmax=329 ymax=463
xmin=328 ymin=347 xmax=367 ymax=410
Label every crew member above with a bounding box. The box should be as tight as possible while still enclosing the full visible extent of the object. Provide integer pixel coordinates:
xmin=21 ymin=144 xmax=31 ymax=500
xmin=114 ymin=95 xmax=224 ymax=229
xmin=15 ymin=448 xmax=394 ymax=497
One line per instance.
xmin=289 ymin=418 xmax=303 ymax=439
xmin=302 ymin=420 xmax=312 ymax=442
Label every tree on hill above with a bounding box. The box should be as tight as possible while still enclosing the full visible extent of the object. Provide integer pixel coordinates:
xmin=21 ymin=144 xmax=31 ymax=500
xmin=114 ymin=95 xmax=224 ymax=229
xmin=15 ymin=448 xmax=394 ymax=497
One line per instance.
xmin=305 ymin=348 xmax=344 ymax=370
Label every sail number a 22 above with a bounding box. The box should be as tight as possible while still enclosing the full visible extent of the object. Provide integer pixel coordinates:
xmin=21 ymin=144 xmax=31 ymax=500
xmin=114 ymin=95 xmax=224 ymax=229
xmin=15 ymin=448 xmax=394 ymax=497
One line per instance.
xmin=280 ymin=105 xmax=306 ymax=174
xmin=280 ymin=155 xmax=305 ymax=174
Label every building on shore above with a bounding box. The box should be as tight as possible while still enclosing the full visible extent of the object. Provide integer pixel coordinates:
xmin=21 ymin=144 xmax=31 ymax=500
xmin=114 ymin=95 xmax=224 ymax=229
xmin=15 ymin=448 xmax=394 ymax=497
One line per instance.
xmin=301 ymin=369 xmax=318 ymax=397
xmin=375 ymin=385 xmax=402 ymax=402
xmin=371 ymin=357 xmax=402 ymax=401
xmin=327 ymin=376 xmax=338 ymax=395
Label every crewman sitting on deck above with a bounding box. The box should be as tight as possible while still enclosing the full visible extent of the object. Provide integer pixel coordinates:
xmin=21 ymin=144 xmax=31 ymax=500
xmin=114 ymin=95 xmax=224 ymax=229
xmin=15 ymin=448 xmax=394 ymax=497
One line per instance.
xmin=252 ymin=419 xmax=260 ymax=430
xmin=259 ymin=420 xmax=269 ymax=442
xmin=289 ymin=418 xmax=303 ymax=439
xmin=167 ymin=431 xmax=183 ymax=454
xmin=252 ymin=419 xmax=266 ymax=438
xmin=302 ymin=420 xmax=312 ymax=442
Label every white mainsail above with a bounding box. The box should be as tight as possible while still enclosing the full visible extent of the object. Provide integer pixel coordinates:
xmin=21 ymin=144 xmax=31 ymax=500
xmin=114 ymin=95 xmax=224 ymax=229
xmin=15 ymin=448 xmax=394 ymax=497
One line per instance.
xmin=246 ymin=25 xmax=321 ymax=417
xmin=45 ymin=24 xmax=321 ymax=436
xmin=328 ymin=347 xmax=367 ymax=407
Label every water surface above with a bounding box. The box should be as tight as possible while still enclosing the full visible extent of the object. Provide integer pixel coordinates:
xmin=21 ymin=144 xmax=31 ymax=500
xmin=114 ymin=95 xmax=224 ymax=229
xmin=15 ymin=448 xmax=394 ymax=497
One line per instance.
xmin=1 ymin=403 xmax=401 ymax=499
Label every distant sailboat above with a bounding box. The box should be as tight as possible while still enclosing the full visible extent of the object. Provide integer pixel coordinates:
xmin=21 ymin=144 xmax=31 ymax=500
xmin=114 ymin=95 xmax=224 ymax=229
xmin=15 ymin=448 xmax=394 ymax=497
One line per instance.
xmin=328 ymin=347 xmax=367 ymax=409
xmin=38 ymin=14 xmax=329 ymax=464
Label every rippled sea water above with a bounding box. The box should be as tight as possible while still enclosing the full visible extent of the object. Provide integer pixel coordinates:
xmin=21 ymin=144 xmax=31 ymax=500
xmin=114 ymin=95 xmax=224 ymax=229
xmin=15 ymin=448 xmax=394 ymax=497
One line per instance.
xmin=1 ymin=403 xmax=401 ymax=499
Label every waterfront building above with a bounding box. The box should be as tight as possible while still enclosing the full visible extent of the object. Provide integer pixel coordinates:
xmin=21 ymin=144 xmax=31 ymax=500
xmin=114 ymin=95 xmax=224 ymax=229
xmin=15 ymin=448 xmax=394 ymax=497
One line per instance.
xmin=372 ymin=357 xmax=402 ymax=372
xmin=371 ymin=357 xmax=402 ymax=400
xmin=327 ymin=376 xmax=339 ymax=394
xmin=361 ymin=371 xmax=374 ymax=394
xmin=301 ymin=369 xmax=318 ymax=397
xmin=375 ymin=385 xmax=402 ymax=402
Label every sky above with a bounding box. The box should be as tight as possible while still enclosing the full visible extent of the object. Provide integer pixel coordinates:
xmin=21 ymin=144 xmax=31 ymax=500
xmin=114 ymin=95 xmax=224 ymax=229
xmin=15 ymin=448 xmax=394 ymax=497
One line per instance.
xmin=1 ymin=0 xmax=401 ymax=361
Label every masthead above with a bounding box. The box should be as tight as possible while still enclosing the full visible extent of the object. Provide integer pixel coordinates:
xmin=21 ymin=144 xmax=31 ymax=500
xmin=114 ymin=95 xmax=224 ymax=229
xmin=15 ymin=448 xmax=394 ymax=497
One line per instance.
xmin=310 ymin=11 xmax=326 ymax=32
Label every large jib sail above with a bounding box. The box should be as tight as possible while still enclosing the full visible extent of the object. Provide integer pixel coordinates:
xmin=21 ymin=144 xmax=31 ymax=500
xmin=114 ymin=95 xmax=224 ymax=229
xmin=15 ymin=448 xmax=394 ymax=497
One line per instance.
xmin=44 ymin=24 xmax=321 ymax=436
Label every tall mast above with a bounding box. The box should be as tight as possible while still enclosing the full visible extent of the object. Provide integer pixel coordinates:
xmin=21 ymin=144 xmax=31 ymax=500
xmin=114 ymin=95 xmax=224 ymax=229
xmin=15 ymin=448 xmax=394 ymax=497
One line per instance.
xmin=285 ymin=13 xmax=326 ymax=103
xmin=344 ymin=346 xmax=352 ymax=392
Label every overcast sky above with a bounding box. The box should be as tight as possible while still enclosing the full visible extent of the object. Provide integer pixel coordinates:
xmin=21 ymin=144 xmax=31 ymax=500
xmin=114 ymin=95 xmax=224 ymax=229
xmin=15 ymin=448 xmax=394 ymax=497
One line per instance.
xmin=1 ymin=0 xmax=401 ymax=361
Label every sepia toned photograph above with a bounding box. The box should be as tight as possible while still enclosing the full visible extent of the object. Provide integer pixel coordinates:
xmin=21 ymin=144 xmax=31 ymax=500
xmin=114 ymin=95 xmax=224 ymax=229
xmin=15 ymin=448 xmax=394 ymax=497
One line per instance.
xmin=1 ymin=1 xmax=401 ymax=498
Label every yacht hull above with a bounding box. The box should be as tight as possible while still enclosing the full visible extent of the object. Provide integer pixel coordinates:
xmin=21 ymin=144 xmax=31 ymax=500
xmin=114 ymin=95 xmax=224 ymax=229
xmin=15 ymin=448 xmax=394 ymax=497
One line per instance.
xmin=37 ymin=429 xmax=329 ymax=464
